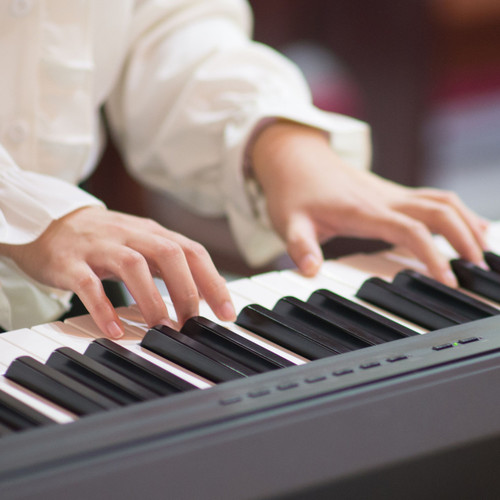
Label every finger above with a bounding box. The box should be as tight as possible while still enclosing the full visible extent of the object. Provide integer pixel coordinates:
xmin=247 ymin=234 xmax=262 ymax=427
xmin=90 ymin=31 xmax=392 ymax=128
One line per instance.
xmin=68 ymin=264 xmax=125 ymax=339
xmin=400 ymin=198 xmax=485 ymax=265
xmin=139 ymin=222 xmax=236 ymax=321
xmin=172 ymin=236 xmax=236 ymax=322
xmin=372 ymin=210 xmax=458 ymax=287
xmin=123 ymin=236 xmax=201 ymax=326
xmin=96 ymin=245 xmax=173 ymax=329
xmin=417 ymin=189 xmax=489 ymax=250
xmin=285 ymin=212 xmax=323 ymax=276
xmin=150 ymin=241 xmax=200 ymax=326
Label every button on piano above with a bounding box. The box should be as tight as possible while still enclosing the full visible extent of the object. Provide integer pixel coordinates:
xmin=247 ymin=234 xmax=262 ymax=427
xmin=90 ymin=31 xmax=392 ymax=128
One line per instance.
xmin=2 ymin=225 xmax=500 ymax=499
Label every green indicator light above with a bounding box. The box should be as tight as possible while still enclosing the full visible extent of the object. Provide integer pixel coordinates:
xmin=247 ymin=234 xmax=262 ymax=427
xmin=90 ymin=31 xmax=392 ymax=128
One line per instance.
xmin=453 ymin=342 xmax=459 ymax=346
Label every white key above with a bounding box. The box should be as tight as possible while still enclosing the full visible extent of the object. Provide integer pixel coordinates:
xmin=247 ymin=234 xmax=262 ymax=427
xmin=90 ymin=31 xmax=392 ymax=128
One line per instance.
xmin=252 ymin=272 xmax=312 ymax=301
xmin=33 ymin=322 xmax=96 ymax=354
xmin=222 ymin=292 xmax=250 ymax=316
xmin=251 ymin=267 xmax=358 ymax=303
xmin=334 ymin=252 xmax=409 ymax=281
xmin=1 ymin=329 xmax=63 ymax=363
xmin=64 ymin=314 xmax=123 ymax=339
xmin=253 ymin=269 xmax=354 ymax=302
xmin=66 ymin=308 xmax=166 ymax=341
xmin=199 ymin=300 xmax=222 ymax=320
xmin=228 ymin=276 xmax=281 ymax=310
xmin=284 ymin=269 xmax=353 ymax=295
xmin=487 ymin=221 xmax=500 ymax=249
xmin=0 ymin=335 xmax=37 ymax=369
xmin=64 ymin=305 xmax=178 ymax=340
xmin=385 ymin=251 xmax=428 ymax=274
xmin=321 ymin=259 xmax=378 ymax=289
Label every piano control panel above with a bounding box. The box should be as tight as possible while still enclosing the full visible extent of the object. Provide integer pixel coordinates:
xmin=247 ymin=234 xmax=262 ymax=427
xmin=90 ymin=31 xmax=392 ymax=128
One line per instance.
xmin=215 ymin=326 xmax=489 ymax=411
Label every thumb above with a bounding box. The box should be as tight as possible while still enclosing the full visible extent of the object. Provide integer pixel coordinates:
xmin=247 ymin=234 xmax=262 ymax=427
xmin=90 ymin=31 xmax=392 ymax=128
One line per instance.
xmin=285 ymin=213 xmax=323 ymax=276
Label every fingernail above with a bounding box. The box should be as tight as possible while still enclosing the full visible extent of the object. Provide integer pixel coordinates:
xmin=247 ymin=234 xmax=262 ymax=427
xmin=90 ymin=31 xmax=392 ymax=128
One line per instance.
xmin=300 ymin=253 xmax=321 ymax=276
xmin=219 ymin=301 xmax=236 ymax=321
xmin=477 ymin=260 xmax=489 ymax=270
xmin=444 ymin=270 xmax=458 ymax=288
xmin=106 ymin=321 xmax=124 ymax=339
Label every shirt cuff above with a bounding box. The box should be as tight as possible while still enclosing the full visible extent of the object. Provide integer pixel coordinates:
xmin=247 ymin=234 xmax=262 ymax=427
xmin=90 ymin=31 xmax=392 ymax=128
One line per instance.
xmin=0 ymin=148 xmax=104 ymax=245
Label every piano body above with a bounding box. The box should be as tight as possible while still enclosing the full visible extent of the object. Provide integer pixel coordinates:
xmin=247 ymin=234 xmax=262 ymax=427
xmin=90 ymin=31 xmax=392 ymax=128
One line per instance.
xmin=2 ymin=225 xmax=500 ymax=499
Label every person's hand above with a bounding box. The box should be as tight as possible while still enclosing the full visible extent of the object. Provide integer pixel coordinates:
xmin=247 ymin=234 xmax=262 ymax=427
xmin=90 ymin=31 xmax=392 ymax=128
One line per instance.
xmin=251 ymin=121 xmax=489 ymax=286
xmin=0 ymin=207 xmax=236 ymax=338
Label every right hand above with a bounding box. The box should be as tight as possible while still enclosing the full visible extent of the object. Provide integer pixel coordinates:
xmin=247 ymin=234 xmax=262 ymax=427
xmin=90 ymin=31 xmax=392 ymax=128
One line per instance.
xmin=0 ymin=206 xmax=236 ymax=339
xmin=251 ymin=120 xmax=489 ymax=284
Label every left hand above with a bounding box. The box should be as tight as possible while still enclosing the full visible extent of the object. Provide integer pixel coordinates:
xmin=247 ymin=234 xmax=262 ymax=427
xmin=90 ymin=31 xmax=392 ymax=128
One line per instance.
xmin=251 ymin=121 xmax=489 ymax=287
xmin=0 ymin=207 xmax=235 ymax=339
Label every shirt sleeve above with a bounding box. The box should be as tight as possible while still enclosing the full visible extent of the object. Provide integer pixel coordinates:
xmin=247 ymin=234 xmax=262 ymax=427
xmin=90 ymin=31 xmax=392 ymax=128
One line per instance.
xmin=105 ymin=0 xmax=371 ymax=267
xmin=0 ymin=144 xmax=104 ymax=330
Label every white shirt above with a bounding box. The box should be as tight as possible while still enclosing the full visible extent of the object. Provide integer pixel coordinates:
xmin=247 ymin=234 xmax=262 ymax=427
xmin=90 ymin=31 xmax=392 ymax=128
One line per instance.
xmin=0 ymin=0 xmax=370 ymax=330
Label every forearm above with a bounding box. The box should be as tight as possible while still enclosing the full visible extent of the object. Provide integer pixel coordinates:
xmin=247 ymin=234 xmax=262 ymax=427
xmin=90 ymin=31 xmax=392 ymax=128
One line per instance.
xmin=251 ymin=120 xmax=333 ymax=196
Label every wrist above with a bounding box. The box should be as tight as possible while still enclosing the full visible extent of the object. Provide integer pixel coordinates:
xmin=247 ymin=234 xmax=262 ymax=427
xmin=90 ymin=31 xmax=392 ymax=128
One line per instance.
xmin=250 ymin=120 xmax=330 ymax=191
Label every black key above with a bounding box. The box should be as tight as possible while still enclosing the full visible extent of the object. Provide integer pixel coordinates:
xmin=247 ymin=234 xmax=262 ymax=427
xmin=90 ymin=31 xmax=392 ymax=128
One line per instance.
xmin=182 ymin=317 xmax=294 ymax=372
xmin=0 ymin=388 xmax=55 ymax=431
xmin=485 ymin=251 xmax=500 ymax=274
xmin=5 ymin=356 xmax=120 ymax=416
xmin=451 ymin=259 xmax=500 ymax=303
xmin=307 ymin=289 xmax=417 ymax=342
xmin=142 ymin=326 xmax=256 ymax=383
xmin=393 ymin=269 xmax=499 ymax=321
xmin=84 ymin=339 xmax=196 ymax=397
xmin=46 ymin=347 xmax=158 ymax=405
xmin=273 ymin=296 xmax=374 ymax=350
xmin=356 ymin=277 xmax=462 ymax=330
xmin=236 ymin=304 xmax=341 ymax=360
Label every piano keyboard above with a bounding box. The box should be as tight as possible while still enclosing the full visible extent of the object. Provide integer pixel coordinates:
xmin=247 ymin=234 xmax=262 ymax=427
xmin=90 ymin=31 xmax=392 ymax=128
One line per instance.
xmin=0 ymin=222 xmax=499 ymax=432
xmin=2 ymin=222 xmax=500 ymax=499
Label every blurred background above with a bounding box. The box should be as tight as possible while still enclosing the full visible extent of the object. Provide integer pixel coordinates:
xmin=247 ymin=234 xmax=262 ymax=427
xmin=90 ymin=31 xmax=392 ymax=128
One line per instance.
xmin=90 ymin=0 xmax=500 ymax=277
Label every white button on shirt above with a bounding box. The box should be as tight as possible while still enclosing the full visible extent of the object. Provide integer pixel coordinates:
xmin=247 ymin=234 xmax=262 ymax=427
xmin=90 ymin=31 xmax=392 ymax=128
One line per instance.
xmin=0 ymin=0 xmax=370 ymax=330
